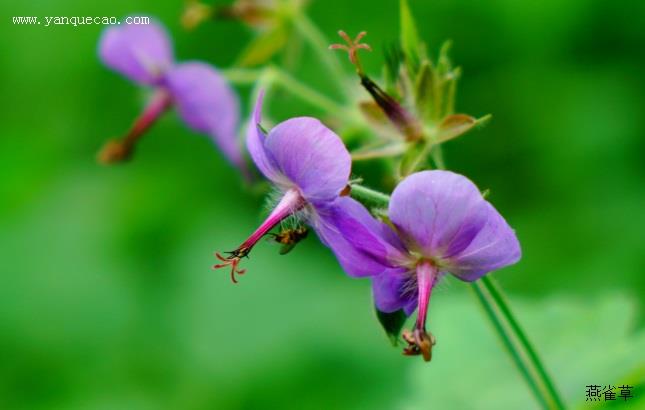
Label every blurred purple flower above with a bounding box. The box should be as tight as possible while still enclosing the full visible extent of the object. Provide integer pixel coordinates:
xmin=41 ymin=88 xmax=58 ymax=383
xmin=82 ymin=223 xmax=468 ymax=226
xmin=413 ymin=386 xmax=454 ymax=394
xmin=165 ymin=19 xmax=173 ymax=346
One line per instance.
xmin=98 ymin=18 xmax=245 ymax=172
xmin=327 ymin=170 xmax=521 ymax=360
xmin=214 ymin=91 xmax=352 ymax=282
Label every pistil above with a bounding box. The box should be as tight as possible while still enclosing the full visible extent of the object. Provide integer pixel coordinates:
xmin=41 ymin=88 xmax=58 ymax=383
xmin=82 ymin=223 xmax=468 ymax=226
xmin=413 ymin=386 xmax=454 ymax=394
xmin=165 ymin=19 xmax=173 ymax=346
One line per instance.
xmin=214 ymin=188 xmax=306 ymax=282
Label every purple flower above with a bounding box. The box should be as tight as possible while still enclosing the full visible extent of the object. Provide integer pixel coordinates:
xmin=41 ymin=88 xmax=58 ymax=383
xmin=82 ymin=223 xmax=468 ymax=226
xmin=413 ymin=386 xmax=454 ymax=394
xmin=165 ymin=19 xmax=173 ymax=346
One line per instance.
xmin=327 ymin=170 xmax=521 ymax=360
xmin=97 ymin=18 xmax=245 ymax=172
xmin=214 ymin=91 xmax=352 ymax=281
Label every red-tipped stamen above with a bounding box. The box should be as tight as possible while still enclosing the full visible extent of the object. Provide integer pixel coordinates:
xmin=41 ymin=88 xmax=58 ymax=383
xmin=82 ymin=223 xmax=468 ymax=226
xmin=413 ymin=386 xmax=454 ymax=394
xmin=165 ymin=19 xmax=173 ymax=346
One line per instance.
xmin=213 ymin=189 xmax=306 ymax=283
xmin=98 ymin=89 xmax=172 ymax=164
xmin=214 ymin=251 xmax=248 ymax=284
xmin=329 ymin=30 xmax=372 ymax=75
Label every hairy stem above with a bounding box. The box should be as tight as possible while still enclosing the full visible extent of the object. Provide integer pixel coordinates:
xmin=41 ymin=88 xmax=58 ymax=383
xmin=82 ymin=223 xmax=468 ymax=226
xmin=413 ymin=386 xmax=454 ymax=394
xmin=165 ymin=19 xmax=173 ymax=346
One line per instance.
xmin=349 ymin=184 xmax=391 ymax=207
xmin=350 ymin=181 xmax=564 ymax=410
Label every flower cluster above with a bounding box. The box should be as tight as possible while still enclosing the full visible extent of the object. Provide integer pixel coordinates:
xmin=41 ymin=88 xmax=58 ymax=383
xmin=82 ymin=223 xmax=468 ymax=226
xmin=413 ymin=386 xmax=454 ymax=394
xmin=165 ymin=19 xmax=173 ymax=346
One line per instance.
xmin=97 ymin=18 xmax=246 ymax=174
xmin=98 ymin=10 xmax=521 ymax=362
xmin=213 ymin=92 xmax=520 ymax=360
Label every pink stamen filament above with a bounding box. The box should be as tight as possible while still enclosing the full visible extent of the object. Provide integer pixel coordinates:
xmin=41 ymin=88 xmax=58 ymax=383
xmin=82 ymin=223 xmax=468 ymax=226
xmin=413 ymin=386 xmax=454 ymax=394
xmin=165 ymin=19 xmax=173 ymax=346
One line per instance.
xmin=214 ymin=189 xmax=306 ymax=283
xmin=415 ymin=260 xmax=437 ymax=332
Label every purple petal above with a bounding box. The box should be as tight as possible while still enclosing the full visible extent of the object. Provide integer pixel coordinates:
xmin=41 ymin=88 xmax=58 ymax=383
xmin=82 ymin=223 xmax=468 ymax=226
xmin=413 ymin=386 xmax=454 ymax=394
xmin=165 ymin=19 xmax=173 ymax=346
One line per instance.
xmin=325 ymin=197 xmax=406 ymax=267
xmin=445 ymin=202 xmax=521 ymax=281
xmin=389 ymin=170 xmax=488 ymax=255
xmin=372 ymin=269 xmax=417 ymax=314
xmin=389 ymin=170 xmax=520 ymax=281
xmin=245 ymin=91 xmax=284 ymax=182
xmin=163 ymin=62 xmax=244 ymax=169
xmin=264 ymin=118 xmax=351 ymax=202
xmin=99 ymin=18 xmax=173 ymax=85
xmin=314 ymin=201 xmax=394 ymax=278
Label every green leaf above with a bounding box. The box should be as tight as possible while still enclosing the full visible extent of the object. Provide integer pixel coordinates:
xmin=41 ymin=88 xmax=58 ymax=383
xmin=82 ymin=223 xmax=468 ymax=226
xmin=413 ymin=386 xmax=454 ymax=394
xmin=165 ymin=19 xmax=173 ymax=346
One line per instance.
xmin=375 ymin=307 xmax=407 ymax=346
xmin=400 ymin=0 xmax=422 ymax=74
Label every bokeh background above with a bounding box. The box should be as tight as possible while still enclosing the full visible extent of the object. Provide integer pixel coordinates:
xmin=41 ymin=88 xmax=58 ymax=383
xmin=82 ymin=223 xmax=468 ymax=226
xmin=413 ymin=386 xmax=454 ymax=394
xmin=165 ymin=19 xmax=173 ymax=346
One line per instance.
xmin=1 ymin=0 xmax=644 ymax=409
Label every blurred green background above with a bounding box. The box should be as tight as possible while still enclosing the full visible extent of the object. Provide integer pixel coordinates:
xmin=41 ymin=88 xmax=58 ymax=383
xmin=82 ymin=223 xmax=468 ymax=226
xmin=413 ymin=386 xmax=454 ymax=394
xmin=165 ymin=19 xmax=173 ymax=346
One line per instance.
xmin=1 ymin=0 xmax=644 ymax=409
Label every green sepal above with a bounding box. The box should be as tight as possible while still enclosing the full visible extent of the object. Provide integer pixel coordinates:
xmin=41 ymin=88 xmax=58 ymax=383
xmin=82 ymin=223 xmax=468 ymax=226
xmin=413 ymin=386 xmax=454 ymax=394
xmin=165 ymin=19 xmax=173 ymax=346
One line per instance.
xmin=399 ymin=0 xmax=423 ymax=75
xmin=398 ymin=140 xmax=430 ymax=178
xmin=414 ymin=60 xmax=435 ymax=120
xmin=258 ymin=123 xmax=269 ymax=134
xmin=435 ymin=113 xmax=492 ymax=144
xmin=383 ymin=44 xmax=403 ymax=98
xmin=375 ymin=307 xmax=407 ymax=346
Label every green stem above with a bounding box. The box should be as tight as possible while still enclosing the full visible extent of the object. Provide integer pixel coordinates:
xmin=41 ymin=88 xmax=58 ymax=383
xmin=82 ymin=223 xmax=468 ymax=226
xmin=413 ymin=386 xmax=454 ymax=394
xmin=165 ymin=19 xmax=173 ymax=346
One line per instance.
xmin=268 ymin=66 xmax=346 ymax=115
xmin=225 ymin=66 xmax=366 ymax=136
xmin=224 ymin=66 xmax=346 ymax=116
xmin=221 ymin=67 xmax=264 ymax=85
xmin=292 ymin=14 xmax=352 ymax=101
xmin=349 ymin=181 xmax=564 ymax=410
xmin=350 ymin=184 xmax=391 ymax=207
xmin=473 ymin=277 xmax=565 ymax=410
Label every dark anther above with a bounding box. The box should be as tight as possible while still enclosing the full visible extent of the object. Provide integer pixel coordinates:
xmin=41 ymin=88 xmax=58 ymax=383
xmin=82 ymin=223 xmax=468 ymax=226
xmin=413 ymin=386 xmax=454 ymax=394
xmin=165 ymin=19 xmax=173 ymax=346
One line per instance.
xmin=214 ymin=247 xmax=251 ymax=283
xmin=402 ymin=328 xmax=436 ymax=362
